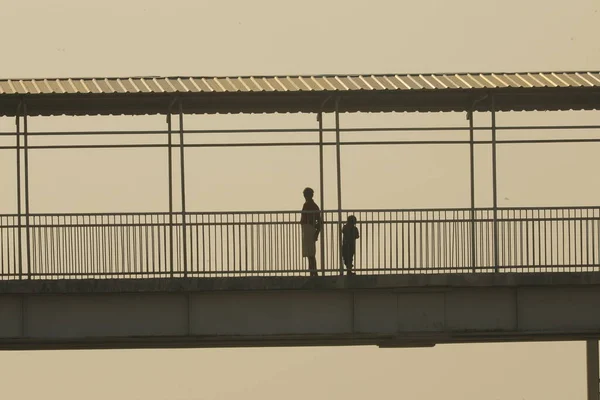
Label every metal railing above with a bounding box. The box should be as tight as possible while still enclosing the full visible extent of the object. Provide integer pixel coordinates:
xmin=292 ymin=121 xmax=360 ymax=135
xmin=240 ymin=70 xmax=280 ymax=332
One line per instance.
xmin=1 ymin=207 xmax=599 ymax=279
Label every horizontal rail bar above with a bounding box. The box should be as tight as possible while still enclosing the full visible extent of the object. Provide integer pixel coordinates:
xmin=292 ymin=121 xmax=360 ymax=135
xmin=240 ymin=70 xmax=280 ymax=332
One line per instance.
xmin=5 ymin=206 xmax=600 ymax=218
xmin=5 ymin=137 xmax=600 ymax=151
xmin=2 ymin=124 xmax=600 ymax=137
xmin=3 ymin=216 xmax=598 ymax=229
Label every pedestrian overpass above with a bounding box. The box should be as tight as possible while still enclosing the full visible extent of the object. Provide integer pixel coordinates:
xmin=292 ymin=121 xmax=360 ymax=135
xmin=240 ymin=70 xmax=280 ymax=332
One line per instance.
xmin=1 ymin=71 xmax=600 ymax=396
xmin=1 ymin=272 xmax=600 ymax=350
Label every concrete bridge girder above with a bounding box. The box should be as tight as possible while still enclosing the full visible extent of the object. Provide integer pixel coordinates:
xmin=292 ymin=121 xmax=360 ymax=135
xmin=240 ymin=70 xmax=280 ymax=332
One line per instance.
xmin=1 ymin=274 xmax=600 ymax=349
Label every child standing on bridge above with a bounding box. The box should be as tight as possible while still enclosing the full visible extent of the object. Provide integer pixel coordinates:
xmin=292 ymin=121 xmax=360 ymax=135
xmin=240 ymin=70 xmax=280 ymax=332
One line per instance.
xmin=342 ymin=215 xmax=360 ymax=276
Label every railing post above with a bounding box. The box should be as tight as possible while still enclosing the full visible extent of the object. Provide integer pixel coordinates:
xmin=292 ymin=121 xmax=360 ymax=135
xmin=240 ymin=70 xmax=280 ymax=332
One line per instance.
xmin=468 ymin=110 xmax=476 ymax=272
xmin=23 ymin=101 xmax=31 ymax=279
xmin=15 ymin=101 xmax=22 ymax=279
xmin=167 ymin=109 xmax=174 ymax=276
xmin=318 ymin=112 xmax=326 ymax=273
xmin=179 ymin=99 xmax=188 ymax=277
xmin=335 ymin=98 xmax=343 ymax=275
xmin=491 ymin=95 xmax=499 ymax=272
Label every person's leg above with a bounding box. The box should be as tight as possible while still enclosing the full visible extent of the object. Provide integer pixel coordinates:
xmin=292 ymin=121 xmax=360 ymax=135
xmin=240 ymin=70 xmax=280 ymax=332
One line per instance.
xmin=343 ymin=247 xmax=354 ymax=275
xmin=348 ymin=251 xmax=355 ymax=275
xmin=308 ymin=256 xmax=318 ymax=276
xmin=342 ymin=250 xmax=351 ymax=275
xmin=302 ymin=224 xmax=318 ymax=276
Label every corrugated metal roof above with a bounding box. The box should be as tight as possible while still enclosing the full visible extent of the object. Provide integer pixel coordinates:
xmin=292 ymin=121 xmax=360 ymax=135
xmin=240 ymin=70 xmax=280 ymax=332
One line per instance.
xmin=1 ymin=71 xmax=599 ymax=95
xmin=0 ymin=71 xmax=599 ymax=116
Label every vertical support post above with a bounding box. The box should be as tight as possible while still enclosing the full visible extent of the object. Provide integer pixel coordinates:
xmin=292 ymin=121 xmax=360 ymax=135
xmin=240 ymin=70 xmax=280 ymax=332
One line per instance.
xmin=15 ymin=103 xmax=22 ymax=278
xmin=469 ymin=111 xmax=476 ymax=272
xmin=491 ymin=96 xmax=499 ymax=272
xmin=178 ymin=100 xmax=188 ymax=276
xmin=318 ymin=112 xmax=326 ymax=272
xmin=23 ymin=102 xmax=31 ymax=279
xmin=335 ymin=98 xmax=343 ymax=274
xmin=167 ymin=111 xmax=174 ymax=276
xmin=587 ymin=340 xmax=599 ymax=400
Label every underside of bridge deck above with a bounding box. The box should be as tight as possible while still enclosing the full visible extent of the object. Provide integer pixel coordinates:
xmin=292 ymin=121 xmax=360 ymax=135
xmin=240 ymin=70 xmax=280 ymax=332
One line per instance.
xmin=1 ymin=272 xmax=600 ymax=351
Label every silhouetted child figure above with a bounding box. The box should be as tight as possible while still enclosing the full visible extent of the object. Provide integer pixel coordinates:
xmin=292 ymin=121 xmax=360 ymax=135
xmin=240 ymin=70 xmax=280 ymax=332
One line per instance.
xmin=342 ymin=215 xmax=360 ymax=276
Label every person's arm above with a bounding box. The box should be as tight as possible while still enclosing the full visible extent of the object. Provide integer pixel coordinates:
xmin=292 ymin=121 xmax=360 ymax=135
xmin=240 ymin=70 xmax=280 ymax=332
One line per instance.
xmin=300 ymin=203 xmax=307 ymax=224
xmin=315 ymin=206 xmax=323 ymax=241
xmin=355 ymin=227 xmax=360 ymax=239
xmin=314 ymin=208 xmax=322 ymax=241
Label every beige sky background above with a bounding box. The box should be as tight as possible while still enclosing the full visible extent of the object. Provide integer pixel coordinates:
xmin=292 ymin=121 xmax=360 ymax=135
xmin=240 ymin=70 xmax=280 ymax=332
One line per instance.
xmin=1 ymin=0 xmax=599 ymax=399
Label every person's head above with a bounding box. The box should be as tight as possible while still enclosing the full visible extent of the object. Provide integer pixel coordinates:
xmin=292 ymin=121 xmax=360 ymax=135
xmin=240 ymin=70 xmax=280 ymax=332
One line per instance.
xmin=303 ymin=187 xmax=314 ymax=200
xmin=347 ymin=215 xmax=357 ymax=225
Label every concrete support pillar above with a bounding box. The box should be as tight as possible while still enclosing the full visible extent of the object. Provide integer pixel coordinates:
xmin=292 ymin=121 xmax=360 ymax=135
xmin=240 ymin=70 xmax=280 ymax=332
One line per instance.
xmin=587 ymin=340 xmax=599 ymax=400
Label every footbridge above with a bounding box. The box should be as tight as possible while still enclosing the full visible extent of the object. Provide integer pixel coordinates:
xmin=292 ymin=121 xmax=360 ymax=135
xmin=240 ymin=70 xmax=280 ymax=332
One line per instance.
xmin=2 ymin=272 xmax=600 ymax=351
xmin=1 ymin=71 xmax=600 ymax=358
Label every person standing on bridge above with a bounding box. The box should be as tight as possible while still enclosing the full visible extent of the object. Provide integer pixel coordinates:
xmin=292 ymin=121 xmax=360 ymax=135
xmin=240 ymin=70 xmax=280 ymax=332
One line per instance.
xmin=300 ymin=187 xmax=322 ymax=277
xmin=342 ymin=215 xmax=360 ymax=276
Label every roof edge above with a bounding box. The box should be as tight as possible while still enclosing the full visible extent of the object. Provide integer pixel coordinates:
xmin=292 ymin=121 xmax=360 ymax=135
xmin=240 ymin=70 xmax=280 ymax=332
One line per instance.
xmin=2 ymin=70 xmax=600 ymax=82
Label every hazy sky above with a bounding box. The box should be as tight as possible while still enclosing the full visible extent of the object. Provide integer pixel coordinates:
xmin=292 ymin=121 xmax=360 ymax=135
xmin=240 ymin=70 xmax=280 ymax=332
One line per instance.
xmin=1 ymin=0 xmax=599 ymax=399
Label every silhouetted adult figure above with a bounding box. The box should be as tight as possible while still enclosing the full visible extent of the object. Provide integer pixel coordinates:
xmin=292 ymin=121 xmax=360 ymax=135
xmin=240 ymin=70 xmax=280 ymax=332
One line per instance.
xmin=300 ymin=187 xmax=321 ymax=276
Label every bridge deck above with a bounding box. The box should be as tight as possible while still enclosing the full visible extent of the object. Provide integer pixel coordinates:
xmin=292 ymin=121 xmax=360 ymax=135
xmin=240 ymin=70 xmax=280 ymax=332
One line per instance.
xmin=1 ymin=271 xmax=600 ymax=294
xmin=1 ymin=272 xmax=600 ymax=350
